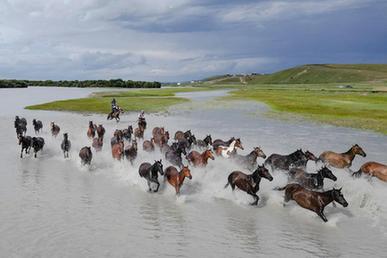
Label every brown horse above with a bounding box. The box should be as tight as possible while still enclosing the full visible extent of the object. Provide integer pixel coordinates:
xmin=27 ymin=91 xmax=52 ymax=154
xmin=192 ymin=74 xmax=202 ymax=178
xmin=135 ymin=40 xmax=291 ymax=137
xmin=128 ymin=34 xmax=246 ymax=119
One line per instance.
xmin=96 ymin=124 xmax=106 ymax=139
xmin=153 ymin=129 xmax=169 ymax=148
xmin=319 ymin=144 xmax=366 ymax=170
xmin=138 ymin=118 xmax=147 ymax=130
xmin=231 ymin=147 xmax=266 ymax=170
xmin=353 ymin=161 xmax=387 ymax=182
xmin=186 ymin=149 xmax=215 ymax=167
xmin=174 ymin=130 xmax=192 ymax=141
xmin=87 ymin=121 xmax=96 ymax=138
xmin=134 ymin=126 xmax=144 ymax=140
xmin=79 ymin=146 xmax=92 ymax=165
xmin=152 ymin=127 xmax=165 ymax=137
xmin=92 ymin=137 xmax=103 ymax=152
xmin=107 ymin=107 xmax=123 ymax=122
xmin=276 ymin=184 xmax=348 ymax=222
xmin=225 ymin=165 xmax=273 ymax=205
xmin=143 ymin=139 xmax=155 ymax=152
xmin=111 ymin=141 xmax=124 ymax=160
xmin=164 ymin=166 xmax=192 ymax=195
xmin=51 ymin=122 xmax=60 ymax=137
xmin=124 ymin=140 xmax=138 ymax=165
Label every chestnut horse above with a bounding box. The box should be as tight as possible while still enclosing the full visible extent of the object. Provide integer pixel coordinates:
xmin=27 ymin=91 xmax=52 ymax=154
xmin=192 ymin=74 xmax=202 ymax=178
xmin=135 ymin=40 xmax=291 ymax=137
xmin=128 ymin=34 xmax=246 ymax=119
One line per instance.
xmin=111 ymin=141 xmax=124 ymax=161
xmin=164 ymin=166 xmax=192 ymax=195
xmin=143 ymin=139 xmax=155 ymax=152
xmin=79 ymin=146 xmax=92 ymax=165
xmin=276 ymin=184 xmax=348 ymax=222
xmin=51 ymin=122 xmax=60 ymax=137
xmin=87 ymin=121 xmax=96 ymax=138
xmin=96 ymin=125 xmax=106 ymax=139
xmin=92 ymin=137 xmax=103 ymax=152
xmin=138 ymin=160 xmax=164 ymax=192
xmin=353 ymin=161 xmax=387 ymax=182
xmin=225 ymin=165 xmax=273 ymax=205
xmin=319 ymin=144 xmax=366 ymax=170
xmin=186 ymin=149 xmax=215 ymax=167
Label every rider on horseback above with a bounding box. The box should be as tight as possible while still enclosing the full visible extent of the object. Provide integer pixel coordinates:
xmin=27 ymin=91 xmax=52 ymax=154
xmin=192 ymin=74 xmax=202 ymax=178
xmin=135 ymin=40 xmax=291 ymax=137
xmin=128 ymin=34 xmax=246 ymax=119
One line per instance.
xmin=138 ymin=110 xmax=145 ymax=121
xmin=111 ymin=98 xmax=118 ymax=113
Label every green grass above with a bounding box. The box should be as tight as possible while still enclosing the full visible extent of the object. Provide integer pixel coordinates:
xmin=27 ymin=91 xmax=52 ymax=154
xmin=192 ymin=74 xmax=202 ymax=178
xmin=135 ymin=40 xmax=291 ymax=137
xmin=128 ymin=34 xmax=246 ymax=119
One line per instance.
xmin=225 ymin=83 xmax=387 ymax=134
xmin=25 ymin=87 xmax=211 ymax=113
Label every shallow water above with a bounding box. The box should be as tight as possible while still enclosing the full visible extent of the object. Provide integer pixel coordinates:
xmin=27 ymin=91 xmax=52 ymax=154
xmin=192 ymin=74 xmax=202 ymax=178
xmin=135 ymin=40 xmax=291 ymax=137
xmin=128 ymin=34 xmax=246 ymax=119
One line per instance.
xmin=1 ymin=87 xmax=387 ymax=257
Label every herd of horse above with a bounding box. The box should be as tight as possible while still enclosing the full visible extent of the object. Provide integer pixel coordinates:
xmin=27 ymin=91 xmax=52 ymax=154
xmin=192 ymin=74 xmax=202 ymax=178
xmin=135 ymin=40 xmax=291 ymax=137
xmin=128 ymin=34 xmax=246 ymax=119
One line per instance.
xmin=13 ymin=115 xmax=387 ymax=222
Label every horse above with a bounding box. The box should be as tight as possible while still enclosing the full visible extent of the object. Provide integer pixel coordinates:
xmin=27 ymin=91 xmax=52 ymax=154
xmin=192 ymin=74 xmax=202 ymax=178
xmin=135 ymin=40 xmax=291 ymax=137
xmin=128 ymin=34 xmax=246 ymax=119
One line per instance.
xmin=87 ymin=121 xmax=96 ymax=138
xmin=196 ymin=135 xmax=213 ymax=149
xmin=164 ymin=166 xmax=192 ymax=195
xmin=111 ymin=130 xmax=123 ymax=146
xmin=61 ymin=133 xmax=71 ymax=158
xmin=138 ymin=160 xmax=164 ymax=192
xmin=138 ymin=117 xmax=147 ymax=130
xmin=32 ymin=119 xmax=43 ymax=134
xmin=231 ymin=147 xmax=266 ymax=171
xmin=152 ymin=127 xmax=165 ymax=137
xmin=14 ymin=116 xmax=27 ymax=136
xmin=143 ymin=139 xmax=155 ymax=152
xmin=186 ymin=149 xmax=215 ymax=167
xmin=92 ymin=137 xmax=103 ymax=152
xmin=153 ymin=129 xmax=169 ymax=148
xmin=124 ymin=140 xmax=137 ymax=165
xmin=289 ymin=166 xmax=337 ymax=190
xmin=107 ymin=107 xmax=123 ymax=122
xmin=276 ymin=184 xmax=348 ymax=222
xmin=174 ymin=130 xmax=192 ymax=141
xmin=112 ymin=141 xmax=124 ymax=161
xmin=225 ymin=165 xmax=273 ymax=205
xmin=18 ymin=135 xmax=32 ymax=158
xmin=319 ymin=144 xmax=366 ymax=170
xmin=51 ymin=122 xmax=60 ymax=137
xmin=353 ymin=161 xmax=387 ymax=182
xmin=165 ymin=141 xmax=187 ymax=168
xmin=178 ymin=134 xmax=197 ymax=151
xmin=215 ymin=139 xmax=244 ymax=158
xmin=134 ymin=126 xmax=144 ymax=140
xmin=96 ymin=125 xmax=106 ymax=139
xmin=264 ymin=149 xmax=316 ymax=172
xmin=122 ymin=125 xmax=133 ymax=141
xmin=31 ymin=137 xmax=44 ymax=158
xmin=212 ymin=137 xmax=235 ymax=150
xmin=79 ymin=146 xmax=92 ymax=165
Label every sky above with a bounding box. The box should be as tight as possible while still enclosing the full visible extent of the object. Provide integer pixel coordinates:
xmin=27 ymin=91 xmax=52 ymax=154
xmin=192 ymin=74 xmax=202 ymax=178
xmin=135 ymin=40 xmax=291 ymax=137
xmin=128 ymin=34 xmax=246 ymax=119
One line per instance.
xmin=0 ymin=0 xmax=386 ymax=82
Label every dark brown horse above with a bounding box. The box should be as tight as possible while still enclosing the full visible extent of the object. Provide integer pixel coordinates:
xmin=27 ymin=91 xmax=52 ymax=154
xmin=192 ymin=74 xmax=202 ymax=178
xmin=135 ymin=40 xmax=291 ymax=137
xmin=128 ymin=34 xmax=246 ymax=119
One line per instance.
xmin=18 ymin=135 xmax=32 ymax=158
xmin=186 ymin=149 xmax=215 ymax=167
xmin=51 ymin=122 xmax=60 ymax=137
xmin=96 ymin=124 xmax=106 ymax=139
xmin=276 ymin=184 xmax=348 ymax=222
xmin=212 ymin=137 xmax=235 ymax=150
xmin=111 ymin=130 xmax=123 ymax=146
xmin=79 ymin=146 xmax=92 ymax=165
xmin=138 ymin=160 xmax=164 ymax=192
xmin=289 ymin=166 xmax=337 ymax=190
xmin=143 ymin=139 xmax=155 ymax=152
xmin=87 ymin=121 xmax=96 ymax=138
xmin=92 ymin=137 xmax=103 ymax=152
xmin=31 ymin=137 xmax=44 ymax=158
xmin=111 ymin=141 xmax=124 ymax=161
xmin=231 ymin=147 xmax=266 ymax=170
xmin=225 ymin=165 xmax=273 ymax=205
xmin=153 ymin=128 xmax=169 ymax=148
xmin=124 ymin=140 xmax=138 ymax=165
xmin=107 ymin=107 xmax=123 ymax=122
xmin=164 ymin=166 xmax=192 ymax=195
xmin=134 ymin=126 xmax=144 ymax=140
xmin=138 ymin=117 xmax=147 ymax=130
xmin=353 ymin=161 xmax=387 ymax=182
xmin=319 ymin=144 xmax=366 ymax=170
xmin=165 ymin=141 xmax=187 ymax=168
xmin=174 ymin=130 xmax=192 ymax=141
xmin=196 ymin=135 xmax=212 ymax=149
xmin=264 ymin=149 xmax=317 ymax=172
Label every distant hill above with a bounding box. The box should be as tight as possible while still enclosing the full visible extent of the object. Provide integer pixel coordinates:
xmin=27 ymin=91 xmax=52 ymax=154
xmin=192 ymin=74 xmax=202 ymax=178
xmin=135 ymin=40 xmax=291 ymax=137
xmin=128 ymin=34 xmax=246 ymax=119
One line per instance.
xmin=206 ymin=64 xmax=387 ymax=84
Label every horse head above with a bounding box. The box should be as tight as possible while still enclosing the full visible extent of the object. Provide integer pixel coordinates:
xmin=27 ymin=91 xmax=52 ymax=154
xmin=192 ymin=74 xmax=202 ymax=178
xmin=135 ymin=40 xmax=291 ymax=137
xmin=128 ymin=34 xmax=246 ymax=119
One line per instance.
xmin=254 ymin=164 xmax=273 ymax=181
xmin=205 ymin=149 xmax=215 ymax=160
xmin=352 ymin=144 xmax=366 ymax=157
xmin=304 ymin=150 xmax=318 ymax=161
xmin=319 ymin=166 xmax=337 ymax=181
xmin=332 ymin=188 xmax=348 ymax=207
xmin=153 ymin=159 xmax=164 ymax=176
xmin=254 ymin=147 xmax=266 ymax=159
xmin=181 ymin=166 xmax=192 ymax=180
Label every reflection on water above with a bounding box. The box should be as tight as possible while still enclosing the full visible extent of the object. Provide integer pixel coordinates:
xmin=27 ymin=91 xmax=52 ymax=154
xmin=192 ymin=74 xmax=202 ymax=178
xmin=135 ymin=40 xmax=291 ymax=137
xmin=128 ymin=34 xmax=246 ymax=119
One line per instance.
xmin=1 ymin=88 xmax=387 ymax=257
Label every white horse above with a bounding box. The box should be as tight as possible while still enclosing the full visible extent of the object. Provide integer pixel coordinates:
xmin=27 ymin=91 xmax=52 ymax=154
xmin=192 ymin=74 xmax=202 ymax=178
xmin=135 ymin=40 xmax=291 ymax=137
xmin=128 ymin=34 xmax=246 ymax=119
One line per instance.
xmin=216 ymin=140 xmax=243 ymax=158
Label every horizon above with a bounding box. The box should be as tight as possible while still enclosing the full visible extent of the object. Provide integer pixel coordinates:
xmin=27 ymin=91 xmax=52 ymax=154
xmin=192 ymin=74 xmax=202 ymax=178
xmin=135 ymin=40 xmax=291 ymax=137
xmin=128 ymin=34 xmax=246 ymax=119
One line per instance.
xmin=1 ymin=0 xmax=387 ymax=82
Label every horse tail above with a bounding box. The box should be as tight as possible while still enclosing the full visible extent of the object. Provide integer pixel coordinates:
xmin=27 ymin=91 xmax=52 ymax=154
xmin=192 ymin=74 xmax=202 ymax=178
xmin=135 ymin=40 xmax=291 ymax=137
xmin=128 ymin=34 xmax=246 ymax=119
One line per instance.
xmin=224 ymin=182 xmax=230 ymax=189
xmin=273 ymin=185 xmax=287 ymax=191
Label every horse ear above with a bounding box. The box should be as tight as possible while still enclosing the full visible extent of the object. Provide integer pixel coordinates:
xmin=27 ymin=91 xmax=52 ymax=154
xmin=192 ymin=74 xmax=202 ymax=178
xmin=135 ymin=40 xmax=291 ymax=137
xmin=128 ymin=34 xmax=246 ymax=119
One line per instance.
xmin=339 ymin=187 xmax=342 ymax=191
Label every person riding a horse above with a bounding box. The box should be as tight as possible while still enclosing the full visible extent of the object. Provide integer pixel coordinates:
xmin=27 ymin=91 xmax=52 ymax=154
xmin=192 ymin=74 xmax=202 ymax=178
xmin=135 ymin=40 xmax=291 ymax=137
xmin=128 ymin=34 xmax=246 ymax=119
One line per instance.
xmin=111 ymin=98 xmax=118 ymax=113
xmin=138 ymin=110 xmax=145 ymax=121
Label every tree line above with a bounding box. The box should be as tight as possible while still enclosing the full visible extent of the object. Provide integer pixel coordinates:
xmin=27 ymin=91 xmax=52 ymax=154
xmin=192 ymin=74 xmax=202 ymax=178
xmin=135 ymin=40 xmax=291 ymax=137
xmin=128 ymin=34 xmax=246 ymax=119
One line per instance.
xmin=0 ymin=79 xmax=161 ymax=88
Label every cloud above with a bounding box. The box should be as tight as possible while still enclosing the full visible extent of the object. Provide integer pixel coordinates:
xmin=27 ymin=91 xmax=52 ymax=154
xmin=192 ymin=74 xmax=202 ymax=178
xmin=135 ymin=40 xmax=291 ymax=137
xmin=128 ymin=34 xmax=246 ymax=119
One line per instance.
xmin=0 ymin=0 xmax=386 ymax=81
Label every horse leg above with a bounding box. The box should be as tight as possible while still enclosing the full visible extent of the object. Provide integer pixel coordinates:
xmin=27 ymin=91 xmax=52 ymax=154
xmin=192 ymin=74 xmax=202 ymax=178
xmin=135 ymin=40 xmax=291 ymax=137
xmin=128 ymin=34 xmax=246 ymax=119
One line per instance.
xmin=20 ymin=148 xmax=23 ymax=158
xmin=147 ymin=180 xmax=152 ymax=192
xmin=248 ymin=191 xmax=259 ymax=205
xmin=283 ymin=192 xmax=291 ymax=207
xmin=154 ymin=182 xmax=160 ymax=192
xmin=317 ymin=209 xmax=328 ymax=222
xmin=175 ymin=185 xmax=180 ymax=195
xmin=34 ymin=151 xmax=37 ymax=158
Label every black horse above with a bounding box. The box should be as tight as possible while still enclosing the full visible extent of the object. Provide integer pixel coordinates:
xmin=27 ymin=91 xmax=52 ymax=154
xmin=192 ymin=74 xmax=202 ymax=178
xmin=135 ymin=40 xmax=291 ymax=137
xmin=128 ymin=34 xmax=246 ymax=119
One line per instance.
xmin=225 ymin=165 xmax=273 ymax=205
xmin=178 ymin=134 xmax=197 ymax=151
xmin=165 ymin=141 xmax=187 ymax=168
xmin=289 ymin=166 xmax=337 ymax=190
xmin=122 ymin=125 xmax=133 ymax=141
xmin=138 ymin=160 xmax=164 ymax=192
xmin=32 ymin=119 xmax=43 ymax=134
xmin=18 ymin=135 xmax=32 ymax=158
xmin=196 ymin=135 xmax=212 ymax=149
xmin=31 ymin=137 xmax=45 ymax=158
xmin=61 ymin=133 xmax=71 ymax=158
xmin=14 ymin=116 xmax=27 ymax=136
xmin=264 ymin=149 xmax=317 ymax=171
